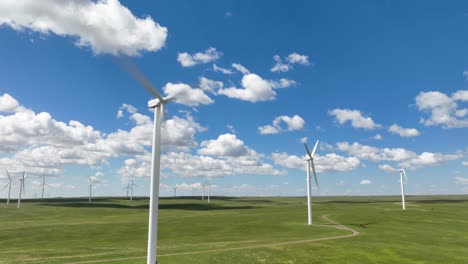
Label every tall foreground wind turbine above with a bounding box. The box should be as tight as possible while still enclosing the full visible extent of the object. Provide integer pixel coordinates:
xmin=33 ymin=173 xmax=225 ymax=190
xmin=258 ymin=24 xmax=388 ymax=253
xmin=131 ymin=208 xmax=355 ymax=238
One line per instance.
xmin=2 ymin=170 xmax=12 ymax=207
xmin=122 ymin=60 xmax=172 ymax=264
xmin=17 ymin=172 xmax=26 ymax=208
xmin=399 ymin=168 xmax=408 ymax=210
xmin=304 ymin=140 xmax=319 ymax=225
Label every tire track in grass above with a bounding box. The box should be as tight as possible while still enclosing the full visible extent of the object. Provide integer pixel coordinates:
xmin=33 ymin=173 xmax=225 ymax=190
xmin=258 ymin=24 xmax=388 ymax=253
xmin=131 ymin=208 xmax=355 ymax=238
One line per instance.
xmin=60 ymin=214 xmax=359 ymax=264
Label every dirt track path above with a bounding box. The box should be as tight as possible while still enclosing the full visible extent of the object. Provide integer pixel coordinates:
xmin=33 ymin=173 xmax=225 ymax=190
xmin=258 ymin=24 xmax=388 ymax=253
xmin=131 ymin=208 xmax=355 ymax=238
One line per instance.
xmin=57 ymin=214 xmax=359 ymax=264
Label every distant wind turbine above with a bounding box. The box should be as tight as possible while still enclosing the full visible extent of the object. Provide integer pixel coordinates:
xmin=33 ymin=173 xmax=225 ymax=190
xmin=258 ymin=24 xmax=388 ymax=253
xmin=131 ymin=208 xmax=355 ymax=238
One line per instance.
xmin=399 ymin=168 xmax=408 ymax=210
xmin=130 ymin=175 xmax=136 ymax=201
xmin=122 ymin=177 xmax=137 ymax=200
xmin=123 ymin=182 xmax=131 ymax=198
xmin=202 ymin=182 xmax=206 ymax=200
xmin=39 ymin=175 xmax=52 ymax=201
xmin=172 ymin=185 xmax=177 ymax=197
xmin=206 ymin=182 xmax=212 ymax=204
xmin=304 ymin=140 xmax=319 ymax=225
xmin=17 ymin=172 xmax=26 ymax=209
xmin=2 ymin=170 xmax=13 ymax=207
xmin=88 ymin=177 xmax=99 ymax=203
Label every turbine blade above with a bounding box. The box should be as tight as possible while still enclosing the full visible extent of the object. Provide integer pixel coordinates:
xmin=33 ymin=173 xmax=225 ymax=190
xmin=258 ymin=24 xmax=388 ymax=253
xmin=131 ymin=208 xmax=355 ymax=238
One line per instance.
xmin=5 ymin=170 xmax=11 ymax=180
xmin=304 ymin=143 xmax=313 ymax=160
xmin=311 ymin=140 xmax=319 ymax=156
xmin=403 ymin=169 xmax=408 ymax=183
xmin=117 ymin=58 xmax=164 ymax=101
xmin=1 ymin=182 xmax=9 ymax=191
xmin=311 ymin=160 xmax=319 ymax=190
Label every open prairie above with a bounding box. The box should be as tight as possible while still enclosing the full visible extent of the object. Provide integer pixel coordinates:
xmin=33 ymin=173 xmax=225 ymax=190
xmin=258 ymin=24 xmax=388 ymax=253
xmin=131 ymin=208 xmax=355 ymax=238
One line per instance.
xmin=1 ymin=195 xmax=467 ymax=264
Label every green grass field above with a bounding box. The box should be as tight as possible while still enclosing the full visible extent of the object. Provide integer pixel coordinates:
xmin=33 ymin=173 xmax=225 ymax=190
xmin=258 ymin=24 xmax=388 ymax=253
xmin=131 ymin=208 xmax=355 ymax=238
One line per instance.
xmin=1 ymin=195 xmax=467 ymax=264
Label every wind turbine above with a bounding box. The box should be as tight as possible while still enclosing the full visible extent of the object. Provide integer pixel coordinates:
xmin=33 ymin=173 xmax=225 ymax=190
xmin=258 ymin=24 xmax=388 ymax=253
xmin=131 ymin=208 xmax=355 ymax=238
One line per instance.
xmin=130 ymin=175 xmax=136 ymax=201
xmin=304 ymin=140 xmax=319 ymax=225
xmin=121 ymin=60 xmax=173 ymax=264
xmin=201 ymin=182 xmax=205 ymax=200
xmin=206 ymin=182 xmax=212 ymax=204
xmin=123 ymin=182 xmax=131 ymax=199
xmin=88 ymin=177 xmax=99 ymax=203
xmin=2 ymin=170 xmax=13 ymax=207
xmin=39 ymin=175 xmax=52 ymax=201
xmin=172 ymin=185 xmax=177 ymax=197
xmin=399 ymin=168 xmax=408 ymax=210
xmin=17 ymin=172 xmax=26 ymax=209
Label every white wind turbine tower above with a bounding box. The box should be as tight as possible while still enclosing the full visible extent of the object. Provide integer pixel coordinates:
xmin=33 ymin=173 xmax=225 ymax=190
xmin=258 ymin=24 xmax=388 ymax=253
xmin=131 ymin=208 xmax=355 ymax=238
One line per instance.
xmin=17 ymin=172 xmax=26 ymax=209
xmin=201 ymin=182 xmax=205 ymax=200
xmin=130 ymin=175 xmax=136 ymax=201
xmin=399 ymin=168 xmax=408 ymax=210
xmin=207 ymin=182 xmax=212 ymax=204
xmin=39 ymin=175 xmax=52 ymax=201
xmin=172 ymin=185 xmax=177 ymax=197
xmin=88 ymin=177 xmax=100 ymax=203
xmin=2 ymin=170 xmax=13 ymax=207
xmin=123 ymin=177 xmax=137 ymax=200
xmin=121 ymin=60 xmax=173 ymax=264
xmin=123 ymin=182 xmax=131 ymax=199
xmin=304 ymin=140 xmax=319 ymax=225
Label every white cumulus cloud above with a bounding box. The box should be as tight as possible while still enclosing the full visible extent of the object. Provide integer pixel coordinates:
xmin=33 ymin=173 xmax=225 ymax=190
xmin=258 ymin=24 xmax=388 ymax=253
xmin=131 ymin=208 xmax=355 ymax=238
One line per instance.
xmin=258 ymin=115 xmax=305 ymax=134
xmin=338 ymin=141 xmax=462 ymax=170
xmin=329 ymin=108 xmax=381 ymax=130
xmin=271 ymin=152 xmax=361 ymax=173
xmin=0 ymin=0 xmax=168 ymax=56
xmin=454 ymin=177 xmax=468 ymax=185
xmin=213 ymin=64 xmax=233 ymax=74
xmin=232 ymin=63 xmax=251 ymax=75
xmin=177 ymin=47 xmax=222 ymax=67
xmin=271 ymin=53 xmax=310 ymax=73
xmin=0 ymin=93 xmax=20 ymax=113
xmin=416 ymin=90 xmax=468 ymax=128
xmin=163 ymin=82 xmax=214 ymax=107
xmin=287 ymin=53 xmax=310 ymax=65
xmin=218 ymin=73 xmax=276 ymax=102
xmin=360 ymin=180 xmax=372 ymax=185
xmin=199 ymin=77 xmax=223 ymax=94
xmin=198 ymin=134 xmax=250 ymax=157
xmin=388 ymin=124 xmax=421 ymax=137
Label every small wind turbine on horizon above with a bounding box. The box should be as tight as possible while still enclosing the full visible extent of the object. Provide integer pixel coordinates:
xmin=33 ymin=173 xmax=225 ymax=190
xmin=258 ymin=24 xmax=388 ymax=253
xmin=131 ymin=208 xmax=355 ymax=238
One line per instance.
xmin=130 ymin=175 xmax=136 ymax=201
xmin=123 ymin=182 xmax=131 ymax=198
xmin=2 ymin=170 xmax=13 ymax=207
xmin=88 ymin=177 xmax=99 ymax=203
xmin=39 ymin=175 xmax=52 ymax=201
xmin=206 ymin=182 xmax=212 ymax=204
xmin=304 ymin=140 xmax=320 ymax=225
xmin=172 ymin=185 xmax=177 ymax=197
xmin=122 ymin=176 xmax=137 ymax=200
xmin=202 ymin=181 xmax=207 ymax=200
xmin=399 ymin=168 xmax=408 ymax=210
xmin=17 ymin=172 xmax=26 ymax=209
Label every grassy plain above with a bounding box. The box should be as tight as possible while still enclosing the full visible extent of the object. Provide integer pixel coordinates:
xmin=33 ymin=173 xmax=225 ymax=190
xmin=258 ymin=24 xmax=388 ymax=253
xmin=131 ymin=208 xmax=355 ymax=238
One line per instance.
xmin=0 ymin=195 xmax=467 ymax=264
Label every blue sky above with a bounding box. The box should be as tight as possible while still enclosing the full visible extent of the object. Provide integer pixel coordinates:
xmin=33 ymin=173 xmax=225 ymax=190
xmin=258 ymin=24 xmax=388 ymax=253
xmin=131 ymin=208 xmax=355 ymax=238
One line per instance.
xmin=0 ymin=0 xmax=467 ymax=198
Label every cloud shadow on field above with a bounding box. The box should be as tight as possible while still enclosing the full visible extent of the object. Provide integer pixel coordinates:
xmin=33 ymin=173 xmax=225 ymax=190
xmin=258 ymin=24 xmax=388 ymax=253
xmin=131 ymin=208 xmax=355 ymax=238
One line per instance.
xmin=159 ymin=203 xmax=258 ymax=211
xmin=40 ymin=200 xmax=259 ymax=211
xmin=413 ymin=199 xmax=468 ymax=204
